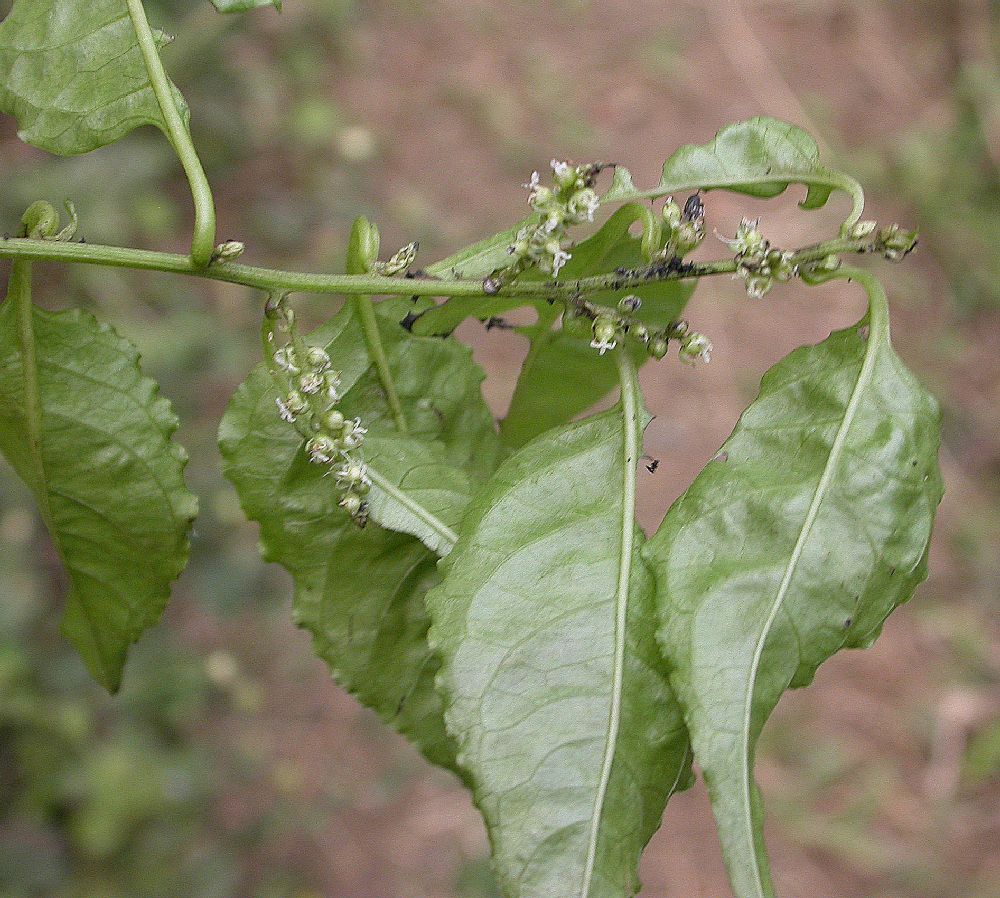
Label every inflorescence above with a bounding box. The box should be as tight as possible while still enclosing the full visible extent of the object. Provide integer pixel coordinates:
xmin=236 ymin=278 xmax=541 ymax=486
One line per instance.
xmin=265 ymin=296 xmax=371 ymax=526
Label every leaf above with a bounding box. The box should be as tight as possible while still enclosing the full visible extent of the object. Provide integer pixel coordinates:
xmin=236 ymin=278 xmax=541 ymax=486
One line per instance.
xmin=499 ymin=205 xmax=694 ymax=448
xmin=425 ymin=218 xmax=538 ymax=281
xmin=642 ymin=271 xmax=943 ymax=898
xmin=603 ymin=117 xmax=865 ymax=226
xmin=0 ymin=0 xmax=189 ymax=156
xmin=210 ymin=0 xmax=281 ymax=11
xmin=0 ymin=263 xmax=197 ymax=691
xmin=427 ymin=359 xmax=692 ymax=898
xmin=219 ymin=299 xmax=499 ymax=771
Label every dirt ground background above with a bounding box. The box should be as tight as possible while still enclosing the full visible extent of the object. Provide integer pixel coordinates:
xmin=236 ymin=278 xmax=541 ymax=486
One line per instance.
xmin=1 ymin=1 xmax=998 ymax=897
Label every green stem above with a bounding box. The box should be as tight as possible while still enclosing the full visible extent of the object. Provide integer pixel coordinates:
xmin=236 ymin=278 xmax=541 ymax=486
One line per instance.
xmin=352 ymin=296 xmax=408 ymax=433
xmin=125 ymin=0 xmax=217 ymax=268
xmin=4 ymin=262 xmax=54 ymax=531
xmin=0 ymin=236 xmax=878 ymax=301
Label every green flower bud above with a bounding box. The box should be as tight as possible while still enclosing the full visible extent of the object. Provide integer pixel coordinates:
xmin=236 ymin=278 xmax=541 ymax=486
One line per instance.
xmin=674 ymin=219 xmax=704 ymax=255
xmin=618 ymin=295 xmax=642 ymax=313
xmin=649 ymin=336 xmax=669 ymax=360
xmin=662 ymin=197 xmax=682 ymax=230
xmin=679 ymin=332 xmax=713 ymax=365
xmin=323 ymin=409 xmax=346 ymax=433
xmin=285 ymin=391 xmax=308 ymax=415
xmin=630 ymin=322 xmax=649 ymax=344
xmin=340 ymin=493 xmax=363 ymax=516
xmin=591 ymin=317 xmax=619 ymax=355
xmin=566 ymin=187 xmax=599 ymax=224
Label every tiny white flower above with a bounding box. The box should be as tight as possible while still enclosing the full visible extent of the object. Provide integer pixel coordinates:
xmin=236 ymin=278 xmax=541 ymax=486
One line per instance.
xmin=342 ymin=418 xmax=367 ymax=449
xmin=300 ymin=372 xmax=323 ymax=394
xmin=523 ymin=171 xmax=540 ymax=191
xmin=335 ymin=461 xmax=370 ymax=489
xmin=275 ymin=397 xmax=296 ymax=423
xmin=551 ymin=248 xmax=571 ymax=276
xmin=273 ymin=346 xmax=298 ymax=373
xmin=551 ymin=159 xmax=571 ymax=178
xmin=590 ymin=336 xmax=617 ymax=355
xmin=306 ymin=436 xmax=337 ymax=465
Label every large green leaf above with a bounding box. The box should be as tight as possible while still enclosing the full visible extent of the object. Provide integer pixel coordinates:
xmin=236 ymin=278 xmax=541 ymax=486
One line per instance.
xmin=604 ymin=117 xmax=865 ymax=226
xmin=0 ymin=0 xmax=189 ymax=155
xmin=0 ymin=263 xmax=197 ymax=692
xmin=219 ymin=300 xmax=499 ymax=771
xmin=427 ymin=357 xmax=692 ymax=898
xmin=642 ymin=270 xmax=943 ymax=898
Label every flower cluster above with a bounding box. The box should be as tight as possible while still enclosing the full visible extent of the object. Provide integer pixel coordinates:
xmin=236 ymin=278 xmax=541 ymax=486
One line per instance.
xmin=575 ymin=296 xmax=713 ymax=366
xmin=719 ymin=217 xmax=796 ymax=299
xmin=507 ymin=160 xmax=601 ymax=278
xmin=267 ymin=301 xmax=371 ymax=525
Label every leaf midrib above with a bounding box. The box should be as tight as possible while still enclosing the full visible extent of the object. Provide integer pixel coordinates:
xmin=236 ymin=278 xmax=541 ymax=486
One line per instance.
xmin=737 ymin=307 xmax=885 ymax=896
xmin=578 ymin=351 xmax=639 ymax=898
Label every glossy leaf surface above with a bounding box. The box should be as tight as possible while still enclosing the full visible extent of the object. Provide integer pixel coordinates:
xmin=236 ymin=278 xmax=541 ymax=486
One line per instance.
xmin=428 ymin=360 xmax=692 ymax=898
xmin=0 ymin=0 xmax=189 ymax=156
xmin=643 ymin=272 xmax=943 ymax=898
xmin=219 ymin=300 xmax=499 ymax=770
xmin=0 ymin=265 xmax=197 ymax=691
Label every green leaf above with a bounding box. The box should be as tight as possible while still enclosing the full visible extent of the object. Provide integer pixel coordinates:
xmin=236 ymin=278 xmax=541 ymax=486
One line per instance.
xmin=427 ymin=357 xmax=692 ymax=898
xmin=219 ymin=300 xmax=499 ymax=771
xmin=499 ymin=205 xmax=694 ymax=448
xmin=604 ymin=117 xmax=865 ymax=226
xmin=210 ymin=0 xmax=281 ymax=11
xmin=0 ymin=0 xmax=189 ymax=156
xmin=0 ymin=263 xmax=197 ymax=691
xmin=642 ymin=270 xmax=943 ymax=898
xmin=425 ymin=218 xmax=537 ymax=281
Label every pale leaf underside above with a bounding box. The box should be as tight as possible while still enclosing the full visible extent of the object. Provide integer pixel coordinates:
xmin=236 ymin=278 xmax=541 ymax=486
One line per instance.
xmin=428 ymin=375 xmax=692 ymax=898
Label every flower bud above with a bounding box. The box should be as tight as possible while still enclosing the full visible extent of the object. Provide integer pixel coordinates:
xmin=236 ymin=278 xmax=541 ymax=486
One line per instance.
xmin=674 ymin=220 xmax=704 ymax=255
xmin=323 ymin=409 xmax=346 ymax=433
xmin=590 ymin=317 xmax=619 ymax=355
xmin=649 ymin=336 xmax=669 ymax=360
xmin=662 ymin=197 xmax=682 ymax=230
xmin=630 ymin=322 xmax=649 ymax=344
xmin=306 ymin=346 xmax=331 ymax=372
xmin=306 ymin=435 xmax=338 ymax=465
xmin=340 ymin=493 xmax=363 ymax=516
xmin=273 ymin=346 xmax=299 ymax=373
xmin=212 ymin=240 xmax=245 ymax=263
xmin=551 ymin=159 xmax=579 ymax=190
xmin=618 ymin=295 xmax=642 ymax=313
xmin=567 ymin=187 xmax=599 ymax=224
xmin=285 ymin=391 xmax=308 ymax=415
xmin=679 ymin=332 xmax=713 ymax=365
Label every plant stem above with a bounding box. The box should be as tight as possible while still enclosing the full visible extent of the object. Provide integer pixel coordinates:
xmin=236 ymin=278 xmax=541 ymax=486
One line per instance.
xmin=0 ymin=236 xmax=880 ymax=301
xmin=352 ymin=296 xmax=408 ymax=433
xmin=125 ymin=0 xmax=217 ymax=268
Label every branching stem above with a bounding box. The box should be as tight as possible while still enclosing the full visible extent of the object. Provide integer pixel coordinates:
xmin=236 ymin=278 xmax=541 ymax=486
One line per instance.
xmin=0 ymin=236 xmax=881 ymax=303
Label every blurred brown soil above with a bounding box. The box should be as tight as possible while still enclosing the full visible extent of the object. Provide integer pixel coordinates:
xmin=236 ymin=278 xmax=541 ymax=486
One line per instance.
xmin=168 ymin=1 xmax=1000 ymax=896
